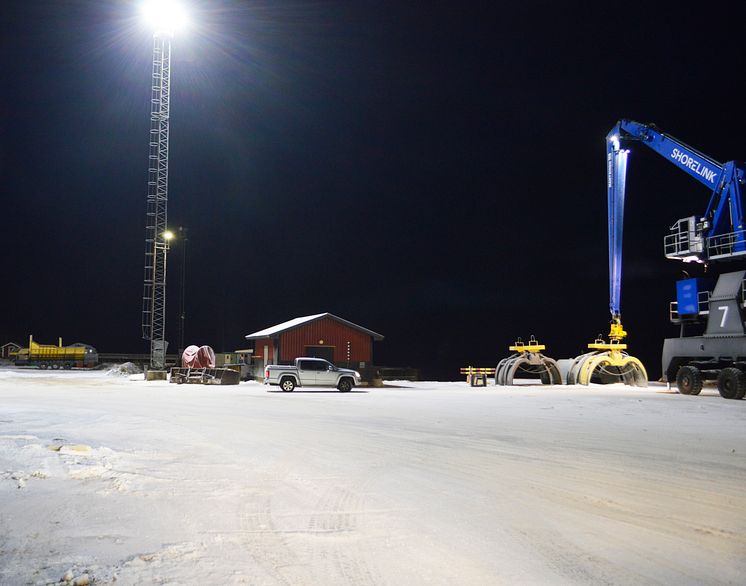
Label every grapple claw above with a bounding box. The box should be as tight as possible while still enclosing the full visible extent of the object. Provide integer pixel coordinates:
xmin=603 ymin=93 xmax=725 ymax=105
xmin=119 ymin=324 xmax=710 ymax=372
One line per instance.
xmin=495 ymin=336 xmax=563 ymax=386
xmin=568 ymin=324 xmax=648 ymax=387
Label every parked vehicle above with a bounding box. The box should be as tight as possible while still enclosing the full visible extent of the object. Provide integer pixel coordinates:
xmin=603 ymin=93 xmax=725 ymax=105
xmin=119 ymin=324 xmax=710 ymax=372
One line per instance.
xmin=264 ymin=358 xmax=361 ymax=392
xmin=13 ymin=335 xmax=98 ymax=369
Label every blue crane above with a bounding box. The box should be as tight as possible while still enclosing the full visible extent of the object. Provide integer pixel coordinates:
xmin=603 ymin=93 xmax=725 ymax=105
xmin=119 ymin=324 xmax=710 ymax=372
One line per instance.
xmin=585 ymin=119 xmax=746 ymax=398
xmin=606 ymin=119 xmax=746 ymax=322
xmin=569 ymin=120 xmax=746 ymax=388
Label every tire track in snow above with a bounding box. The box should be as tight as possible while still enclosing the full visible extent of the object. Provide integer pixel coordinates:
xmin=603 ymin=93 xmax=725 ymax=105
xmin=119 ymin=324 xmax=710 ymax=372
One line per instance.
xmin=239 ymin=490 xmax=310 ymax=586
xmin=304 ymin=461 xmax=384 ymax=586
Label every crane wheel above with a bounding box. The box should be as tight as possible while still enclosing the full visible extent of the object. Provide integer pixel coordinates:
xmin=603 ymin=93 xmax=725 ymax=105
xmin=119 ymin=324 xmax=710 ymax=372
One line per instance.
xmin=676 ymin=365 xmax=703 ymax=395
xmin=717 ymin=368 xmax=746 ymax=400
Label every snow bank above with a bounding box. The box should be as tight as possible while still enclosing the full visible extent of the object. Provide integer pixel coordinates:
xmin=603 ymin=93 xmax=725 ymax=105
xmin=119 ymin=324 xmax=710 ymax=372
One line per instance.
xmin=104 ymin=362 xmax=142 ymax=377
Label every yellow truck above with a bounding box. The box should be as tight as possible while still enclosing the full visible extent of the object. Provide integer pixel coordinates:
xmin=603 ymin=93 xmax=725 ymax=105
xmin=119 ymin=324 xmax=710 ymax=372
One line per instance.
xmin=13 ymin=335 xmax=98 ymax=370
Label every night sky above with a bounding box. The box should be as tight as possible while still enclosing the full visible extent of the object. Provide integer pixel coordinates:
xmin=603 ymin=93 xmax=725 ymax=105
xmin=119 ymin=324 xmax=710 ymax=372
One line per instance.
xmin=3 ymin=1 xmax=746 ymax=379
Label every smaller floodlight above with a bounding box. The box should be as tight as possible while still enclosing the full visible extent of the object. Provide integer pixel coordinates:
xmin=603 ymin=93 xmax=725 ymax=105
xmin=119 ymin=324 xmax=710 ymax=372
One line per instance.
xmin=609 ymin=134 xmax=621 ymax=151
xmin=142 ymin=0 xmax=188 ymax=35
xmin=163 ymin=230 xmax=175 ymax=240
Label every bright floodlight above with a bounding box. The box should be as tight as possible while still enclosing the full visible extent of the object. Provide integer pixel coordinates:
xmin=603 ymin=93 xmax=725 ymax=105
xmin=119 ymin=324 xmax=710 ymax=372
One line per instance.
xmin=163 ymin=230 xmax=175 ymax=240
xmin=142 ymin=0 xmax=188 ymax=34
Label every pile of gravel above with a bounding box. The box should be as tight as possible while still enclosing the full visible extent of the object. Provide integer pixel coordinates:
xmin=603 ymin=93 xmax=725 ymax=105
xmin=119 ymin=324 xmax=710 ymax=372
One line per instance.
xmin=105 ymin=362 xmax=142 ymax=376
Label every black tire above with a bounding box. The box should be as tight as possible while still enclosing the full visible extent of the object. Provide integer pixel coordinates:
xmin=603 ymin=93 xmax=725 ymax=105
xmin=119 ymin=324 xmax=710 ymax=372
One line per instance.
xmin=39 ymin=363 xmax=48 ymax=370
xmin=337 ymin=378 xmax=353 ymax=392
xmin=717 ymin=367 xmax=746 ymax=400
xmin=280 ymin=377 xmax=296 ymax=392
xmin=676 ymin=365 xmax=703 ymax=395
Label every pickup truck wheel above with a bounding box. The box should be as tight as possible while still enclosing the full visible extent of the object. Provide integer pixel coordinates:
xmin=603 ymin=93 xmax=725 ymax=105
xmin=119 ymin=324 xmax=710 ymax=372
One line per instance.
xmin=338 ymin=378 xmax=353 ymax=392
xmin=280 ymin=377 xmax=296 ymax=392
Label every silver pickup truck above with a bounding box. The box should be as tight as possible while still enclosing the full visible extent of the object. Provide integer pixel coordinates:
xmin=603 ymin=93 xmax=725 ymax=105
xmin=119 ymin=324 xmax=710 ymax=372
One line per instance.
xmin=264 ymin=358 xmax=362 ymax=392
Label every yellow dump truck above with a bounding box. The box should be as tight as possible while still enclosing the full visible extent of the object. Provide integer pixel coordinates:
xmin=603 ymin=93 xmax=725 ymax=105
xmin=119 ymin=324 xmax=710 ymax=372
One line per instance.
xmin=13 ymin=336 xmax=98 ymax=370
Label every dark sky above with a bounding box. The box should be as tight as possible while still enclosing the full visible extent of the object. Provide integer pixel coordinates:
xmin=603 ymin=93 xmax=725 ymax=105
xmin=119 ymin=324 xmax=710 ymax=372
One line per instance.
xmin=3 ymin=1 xmax=746 ymax=379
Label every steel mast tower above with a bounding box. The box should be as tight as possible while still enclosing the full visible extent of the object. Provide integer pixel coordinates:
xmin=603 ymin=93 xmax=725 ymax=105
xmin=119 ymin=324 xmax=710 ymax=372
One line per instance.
xmin=141 ymin=11 xmax=177 ymax=372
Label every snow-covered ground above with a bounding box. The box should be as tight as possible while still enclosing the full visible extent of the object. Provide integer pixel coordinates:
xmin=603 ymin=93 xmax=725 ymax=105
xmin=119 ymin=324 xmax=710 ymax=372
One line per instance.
xmin=1 ymin=368 xmax=745 ymax=585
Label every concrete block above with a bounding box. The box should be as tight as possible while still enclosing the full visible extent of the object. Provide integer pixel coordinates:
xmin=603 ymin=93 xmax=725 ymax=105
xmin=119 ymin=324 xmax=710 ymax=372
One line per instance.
xmin=146 ymin=370 xmax=168 ymax=381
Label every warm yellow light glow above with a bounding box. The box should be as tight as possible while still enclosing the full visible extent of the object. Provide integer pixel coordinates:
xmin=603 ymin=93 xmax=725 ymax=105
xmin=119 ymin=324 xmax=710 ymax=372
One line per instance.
xmin=163 ymin=230 xmax=175 ymax=240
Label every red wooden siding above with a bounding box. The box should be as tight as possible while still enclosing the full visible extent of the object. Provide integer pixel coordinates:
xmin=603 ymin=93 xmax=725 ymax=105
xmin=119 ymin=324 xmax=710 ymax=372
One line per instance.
xmin=254 ymin=338 xmax=275 ymax=363
xmin=279 ymin=316 xmax=373 ymax=363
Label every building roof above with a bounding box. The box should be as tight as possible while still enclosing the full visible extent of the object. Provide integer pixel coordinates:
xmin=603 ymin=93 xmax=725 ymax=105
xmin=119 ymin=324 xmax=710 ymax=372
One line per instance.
xmin=245 ymin=313 xmax=384 ymax=341
xmin=1 ymin=342 xmax=20 ymax=349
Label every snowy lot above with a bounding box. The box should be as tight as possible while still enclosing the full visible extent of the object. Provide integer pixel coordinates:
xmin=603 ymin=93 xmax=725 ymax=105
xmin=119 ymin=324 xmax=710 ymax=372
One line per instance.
xmin=1 ymin=369 xmax=745 ymax=586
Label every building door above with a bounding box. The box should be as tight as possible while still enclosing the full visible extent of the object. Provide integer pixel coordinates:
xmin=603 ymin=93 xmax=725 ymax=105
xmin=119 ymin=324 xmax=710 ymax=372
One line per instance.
xmin=305 ymin=345 xmax=334 ymax=362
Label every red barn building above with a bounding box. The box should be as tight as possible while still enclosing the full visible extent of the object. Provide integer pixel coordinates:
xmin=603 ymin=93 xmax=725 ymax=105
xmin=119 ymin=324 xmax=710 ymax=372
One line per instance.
xmin=245 ymin=313 xmax=384 ymax=369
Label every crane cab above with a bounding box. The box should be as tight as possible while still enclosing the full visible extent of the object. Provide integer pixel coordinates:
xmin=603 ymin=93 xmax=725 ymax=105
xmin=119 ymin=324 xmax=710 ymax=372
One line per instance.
xmin=664 ymin=216 xmax=706 ymax=262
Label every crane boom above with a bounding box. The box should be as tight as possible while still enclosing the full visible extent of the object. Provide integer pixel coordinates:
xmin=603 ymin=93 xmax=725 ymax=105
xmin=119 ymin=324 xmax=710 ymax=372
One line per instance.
xmin=606 ymin=129 xmax=628 ymax=321
xmin=606 ymin=119 xmax=746 ymax=322
xmin=610 ymin=120 xmax=724 ymax=189
xmin=569 ymin=119 xmax=746 ymax=389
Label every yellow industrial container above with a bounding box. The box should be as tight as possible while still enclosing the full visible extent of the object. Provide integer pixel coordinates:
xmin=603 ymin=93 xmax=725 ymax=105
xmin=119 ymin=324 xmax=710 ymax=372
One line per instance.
xmin=13 ymin=335 xmax=98 ymax=369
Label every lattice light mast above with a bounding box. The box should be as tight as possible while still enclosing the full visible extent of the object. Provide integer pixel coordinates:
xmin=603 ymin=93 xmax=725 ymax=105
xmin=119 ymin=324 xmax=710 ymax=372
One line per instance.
xmin=140 ymin=0 xmax=187 ymax=371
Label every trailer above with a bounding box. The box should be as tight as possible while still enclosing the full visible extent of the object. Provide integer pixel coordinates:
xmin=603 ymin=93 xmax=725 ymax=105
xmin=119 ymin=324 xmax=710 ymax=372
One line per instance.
xmin=169 ymin=344 xmax=240 ymax=385
xmin=169 ymin=366 xmax=241 ymax=385
xmin=13 ymin=335 xmax=98 ymax=370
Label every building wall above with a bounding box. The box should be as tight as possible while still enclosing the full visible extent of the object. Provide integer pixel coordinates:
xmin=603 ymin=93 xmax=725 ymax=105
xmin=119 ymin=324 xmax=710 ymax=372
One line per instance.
xmin=278 ymin=317 xmax=373 ymax=365
xmin=252 ymin=338 xmax=275 ymax=366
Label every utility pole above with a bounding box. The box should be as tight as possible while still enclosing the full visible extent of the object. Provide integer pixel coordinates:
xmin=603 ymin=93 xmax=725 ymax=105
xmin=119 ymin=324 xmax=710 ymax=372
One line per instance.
xmin=178 ymin=225 xmax=188 ymax=357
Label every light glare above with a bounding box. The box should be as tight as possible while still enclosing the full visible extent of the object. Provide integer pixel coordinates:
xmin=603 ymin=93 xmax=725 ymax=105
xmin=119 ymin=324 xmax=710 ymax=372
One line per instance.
xmin=142 ymin=0 xmax=188 ymax=34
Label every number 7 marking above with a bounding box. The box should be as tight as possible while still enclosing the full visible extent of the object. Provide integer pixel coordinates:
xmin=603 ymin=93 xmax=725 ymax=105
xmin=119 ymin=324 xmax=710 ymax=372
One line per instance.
xmin=718 ymin=305 xmax=729 ymax=328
